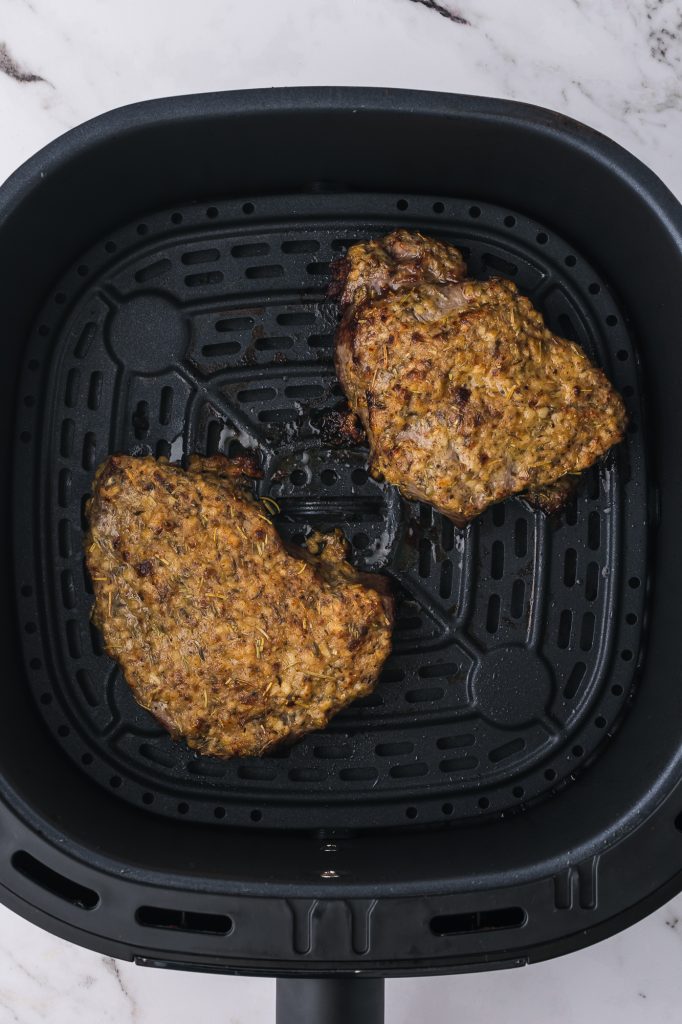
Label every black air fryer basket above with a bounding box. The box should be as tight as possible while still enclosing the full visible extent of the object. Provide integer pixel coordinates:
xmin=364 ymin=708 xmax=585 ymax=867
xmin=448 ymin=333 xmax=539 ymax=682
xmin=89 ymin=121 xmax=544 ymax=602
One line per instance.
xmin=2 ymin=89 xmax=681 ymax=1023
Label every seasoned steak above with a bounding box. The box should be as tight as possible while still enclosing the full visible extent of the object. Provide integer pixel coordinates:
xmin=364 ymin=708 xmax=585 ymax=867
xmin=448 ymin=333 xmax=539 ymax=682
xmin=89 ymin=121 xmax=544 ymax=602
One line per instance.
xmin=85 ymin=455 xmax=393 ymax=758
xmin=333 ymin=231 xmax=627 ymax=525
xmin=329 ymin=229 xmax=467 ymax=307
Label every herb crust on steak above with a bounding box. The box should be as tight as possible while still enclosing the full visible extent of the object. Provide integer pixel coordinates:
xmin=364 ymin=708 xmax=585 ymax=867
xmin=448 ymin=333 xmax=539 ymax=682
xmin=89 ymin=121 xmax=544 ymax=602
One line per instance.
xmin=332 ymin=230 xmax=627 ymax=525
xmin=85 ymin=454 xmax=393 ymax=758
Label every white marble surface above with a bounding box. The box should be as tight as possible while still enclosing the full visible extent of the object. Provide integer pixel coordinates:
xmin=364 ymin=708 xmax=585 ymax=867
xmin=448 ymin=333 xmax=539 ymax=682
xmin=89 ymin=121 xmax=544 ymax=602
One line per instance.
xmin=1 ymin=0 xmax=681 ymax=1020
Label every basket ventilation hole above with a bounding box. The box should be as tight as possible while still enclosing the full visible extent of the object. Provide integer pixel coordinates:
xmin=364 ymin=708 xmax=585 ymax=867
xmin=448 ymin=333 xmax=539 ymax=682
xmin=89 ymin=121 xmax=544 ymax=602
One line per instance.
xmin=182 ymin=248 xmax=220 ymax=266
xmin=489 ymin=738 xmax=524 ymax=763
xmin=185 ymin=270 xmax=223 ymax=287
xmin=133 ymin=401 xmax=150 ymax=440
xmin=557 ymin=609 xmax=572 ymax=649
xmin=246 ymin=265 xmax=283 ymax=280
xmin=585 ymin=562 xmax=599 ymax=601
xmin=282 ymin=240 xmax=320 ymax=254
xmin=563 ymin=548 xmax=577 ymax=587
xmin=492 ymin=504 xmax=505 ymax=527
xmin=580 ymin=612 xmax=595 ymax=651
xmin=490 ymin=541 xmax=504 ymax=580
xmin=510 ymin=579 xmax=525 ymax=618
xmin=12 ymin=851 xmax=98 ymax=910
xmin=156 ymin=441 xmax=170 ymax=464
xmin=563 ymin=662 xmax=586 ymax=699
xmin=430 ymin=907 xmax=525 ymax=936
xmin=440 ymin=560 xmax=453 ymax=599
xmin=136 ymin=906 xmax=231 ymax=935
xmin=486 ymin=594 xmax=500 ymax=634
xmin=88 ymin=372 xmax=103 ymax=411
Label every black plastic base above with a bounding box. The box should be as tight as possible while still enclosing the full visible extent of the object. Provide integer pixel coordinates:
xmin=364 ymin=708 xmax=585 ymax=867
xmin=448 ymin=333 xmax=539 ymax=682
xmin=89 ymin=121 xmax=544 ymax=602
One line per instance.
xmin=1 ymin=88 xmax=682 ymax=979
xmin=277 ymin=978 xmax=384 ymax=1024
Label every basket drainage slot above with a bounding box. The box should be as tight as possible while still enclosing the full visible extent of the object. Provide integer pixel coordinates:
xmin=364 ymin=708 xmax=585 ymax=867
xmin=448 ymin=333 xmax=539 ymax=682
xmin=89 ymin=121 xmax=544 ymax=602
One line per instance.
xmin=136 ymin=905 xmax=232 ymax=935
xmin=11 ymin=851 xmax=99 ymax=910
xmin=430 ymin=906 xmax=526 ymax=936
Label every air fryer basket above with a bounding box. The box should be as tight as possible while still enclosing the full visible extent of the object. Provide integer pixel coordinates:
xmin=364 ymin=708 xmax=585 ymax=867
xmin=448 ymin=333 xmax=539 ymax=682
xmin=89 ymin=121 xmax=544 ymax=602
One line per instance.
xmin=15 ymin=191 xmax=646 ymax=830
xmin=2 ymin=90 xmax=682 ymax=1020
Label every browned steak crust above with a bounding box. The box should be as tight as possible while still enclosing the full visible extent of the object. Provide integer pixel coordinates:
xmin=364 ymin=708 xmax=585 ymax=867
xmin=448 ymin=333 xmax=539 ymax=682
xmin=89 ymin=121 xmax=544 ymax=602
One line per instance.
xmin=85 ymin=455 xmax=393 ymax=758
xmin=329 ymin=228 xmax=467 ymax=307
xmin=333 ymin=231 xmax=627 ymax=524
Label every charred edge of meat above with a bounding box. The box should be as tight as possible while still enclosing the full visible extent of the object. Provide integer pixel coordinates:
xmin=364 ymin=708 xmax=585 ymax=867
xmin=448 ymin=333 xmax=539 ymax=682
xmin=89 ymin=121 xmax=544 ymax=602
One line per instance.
xmin=187 ymin=451 xmax=263 ymax=479
xmin=522 ymin=473 xmax=581 ymax=515
xmin=316 ymin=406 xmax=367 ymax=446
xmin=327 ymin=256 xmax=351 ymax=301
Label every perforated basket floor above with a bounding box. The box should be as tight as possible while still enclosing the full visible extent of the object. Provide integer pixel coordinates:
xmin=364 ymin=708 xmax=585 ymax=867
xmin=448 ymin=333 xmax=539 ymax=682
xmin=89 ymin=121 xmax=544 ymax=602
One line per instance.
xmin=13 ymin=192 xmax=647 ymax=829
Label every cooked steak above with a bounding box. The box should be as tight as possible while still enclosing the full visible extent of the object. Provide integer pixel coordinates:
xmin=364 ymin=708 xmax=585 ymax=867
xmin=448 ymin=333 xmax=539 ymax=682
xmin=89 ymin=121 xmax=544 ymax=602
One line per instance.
xmin=333 ymin=231 xmax=627 ymax=525
xmin=85 ymin=455 xmax=393 ymax=758
xmin=329 ymin=229 xmax=467 ymax=306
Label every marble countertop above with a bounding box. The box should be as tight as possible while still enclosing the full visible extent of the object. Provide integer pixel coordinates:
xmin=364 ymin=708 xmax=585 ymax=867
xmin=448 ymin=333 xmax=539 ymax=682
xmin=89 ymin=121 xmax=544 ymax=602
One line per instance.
xmin=1 ymin=0 xmax=681 ymax=1020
